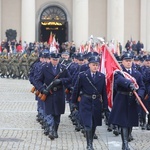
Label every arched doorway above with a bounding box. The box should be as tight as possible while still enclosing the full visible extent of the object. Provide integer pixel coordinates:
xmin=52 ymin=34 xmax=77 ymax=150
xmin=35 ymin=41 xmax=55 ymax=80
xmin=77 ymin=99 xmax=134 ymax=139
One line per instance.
xmin=39 ymin=6 xmax=68 ymax=45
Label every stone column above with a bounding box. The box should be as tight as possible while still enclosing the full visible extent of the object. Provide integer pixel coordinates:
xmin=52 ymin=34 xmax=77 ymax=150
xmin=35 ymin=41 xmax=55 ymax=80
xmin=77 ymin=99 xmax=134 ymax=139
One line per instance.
xmin=140 ymin=0 xmax=147 ymax=50
xmin=147 ymin=1 xmax=150 ymax=51
xmin=0 ymin=0 xmax=1 ymax=42
xmin=73 ymin=0 xmax=89 ymax=47
xmin=107 ymin=0 xmax=124 ymax=46
xmin=21 ymin=0 xmax=35 ymax=44
xmin=141 ymin=0 xmax=150 ymax=51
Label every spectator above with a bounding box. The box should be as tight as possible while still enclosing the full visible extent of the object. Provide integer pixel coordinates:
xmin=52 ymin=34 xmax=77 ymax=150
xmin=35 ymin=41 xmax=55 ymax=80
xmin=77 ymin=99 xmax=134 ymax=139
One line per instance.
xmin=125 ymin=40 xmax=130 ymax=52
xmin=136 ymin=41 xmax=142 ymax=55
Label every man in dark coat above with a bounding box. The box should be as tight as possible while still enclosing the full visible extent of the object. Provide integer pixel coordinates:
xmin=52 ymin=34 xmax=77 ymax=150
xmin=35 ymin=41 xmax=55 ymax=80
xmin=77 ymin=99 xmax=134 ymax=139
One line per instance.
xmin=72 ymin=55 xmax=108 ymax=150
xmin=109 ymin=52 xmax=145 ymax=150
xmin=140 ymin=55 xmax=150 ymax=130
xmin=35 ymin=52 xmax=71 ymax=140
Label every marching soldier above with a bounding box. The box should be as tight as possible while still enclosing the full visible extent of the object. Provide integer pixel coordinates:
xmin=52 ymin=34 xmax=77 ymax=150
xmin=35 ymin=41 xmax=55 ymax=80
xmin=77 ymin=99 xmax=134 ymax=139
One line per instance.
xmin=19 ymin=53 xmax=29 ymax=79
xmin=28 ymin=51 xmax=38 ymax=67
xmin=29 ymin=51 xmax=45 ymax=118
xmin=59 ymin=51 xmax=72 ymax=66
xmin=109 ymin=52 xmax=145 ymax=150
xmin=72 ymin=55 xmax=108 ymax=150
xmin=34 ymin=52 xmax=71 ymax=140
xmin=141 ymin=55 xmax=150 ymax=130
xmin=9 ymin=53 xmax=21 ymax=79
xmin=0 ymin=53 xmax=10 ymax=78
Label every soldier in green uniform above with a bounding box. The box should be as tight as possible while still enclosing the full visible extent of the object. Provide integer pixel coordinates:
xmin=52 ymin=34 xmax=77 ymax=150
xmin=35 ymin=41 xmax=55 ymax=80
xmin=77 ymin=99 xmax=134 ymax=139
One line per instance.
xmin=9 ymin=54 xmax=21 ymax=79
xmin=1 ymin=53 xmax=10 ymax=78
xmin=19 ymin=53 xmax=29 ymax=79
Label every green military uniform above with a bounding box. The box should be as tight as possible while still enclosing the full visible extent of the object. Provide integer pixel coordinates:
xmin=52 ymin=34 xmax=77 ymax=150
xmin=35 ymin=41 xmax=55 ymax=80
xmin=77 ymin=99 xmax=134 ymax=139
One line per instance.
xmin=19 ymin=53 xmax=29 ymax=79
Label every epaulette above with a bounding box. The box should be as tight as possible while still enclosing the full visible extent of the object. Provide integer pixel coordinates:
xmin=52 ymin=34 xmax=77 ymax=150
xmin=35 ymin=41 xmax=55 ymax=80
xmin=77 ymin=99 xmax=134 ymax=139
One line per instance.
xmin=77 ymin=71 xmax=85 ymax=79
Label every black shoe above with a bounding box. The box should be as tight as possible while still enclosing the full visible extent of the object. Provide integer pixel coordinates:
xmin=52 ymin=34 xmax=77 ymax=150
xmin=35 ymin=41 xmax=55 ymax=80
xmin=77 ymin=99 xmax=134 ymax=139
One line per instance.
xmin=68 ymin=114 xmax=72 ymax=118
xmin=49 ymin=126 xmax=55 ymax=140
xmin=113 ymin=129 xmax=119 ymax=136
xmin=44 ymin=126 xmax=49 ymax=136
xmin=141 ymin=123 xmax=146 ymax=130
xmin=53 ymin=124 xmax=59 ymax=138
xmin=128 ymin=134 xmax=133 ymax=142
xmin=75 ymin=122 xmax=81 ymax=132
xmin=147 ymin=124 xmax=150 ymax=130
xmin=93 ymin=133 xmax=98 ymax=139
xmin=107 ymin=124 xmax=113 ymax=132
xmin=53 ymin=131 xmax=58 ymax=138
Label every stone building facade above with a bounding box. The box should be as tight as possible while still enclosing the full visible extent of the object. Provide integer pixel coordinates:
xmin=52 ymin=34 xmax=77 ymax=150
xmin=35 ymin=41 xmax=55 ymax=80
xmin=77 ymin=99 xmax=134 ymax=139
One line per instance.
xmin=0 ymin=0 xmax=150 ymax=50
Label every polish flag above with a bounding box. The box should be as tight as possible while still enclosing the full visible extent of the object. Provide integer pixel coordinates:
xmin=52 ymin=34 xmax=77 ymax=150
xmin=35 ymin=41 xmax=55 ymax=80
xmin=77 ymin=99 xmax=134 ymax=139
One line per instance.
xmin=48 ymin=32 xmax=53 ymax=45
xmin=79 ymin=44 xmax=85 ymax=53
xmin=100 ymin=45 xmax=121 ymax=109
xmin=100 ymin=45 xmax=147 ymax=114
xmin=50 ymin=35 xmax=57 ymax=52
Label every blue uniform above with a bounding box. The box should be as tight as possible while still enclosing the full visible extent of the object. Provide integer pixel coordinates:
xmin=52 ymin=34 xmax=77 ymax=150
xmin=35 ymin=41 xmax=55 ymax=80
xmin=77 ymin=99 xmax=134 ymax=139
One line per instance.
xmin=109 ymin=67 xmax=145 ymax=127
xmin=72 ymin=69 xmax=108 ymax=127
xmin=29 ymin=60 xmax=46 ymax=124
xmin=35 ymin=62 xmax=71 ymax=115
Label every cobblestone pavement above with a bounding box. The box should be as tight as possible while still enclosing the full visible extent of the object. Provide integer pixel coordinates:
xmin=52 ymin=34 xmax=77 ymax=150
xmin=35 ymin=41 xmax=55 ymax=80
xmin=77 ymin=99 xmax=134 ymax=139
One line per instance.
xmin=0 ymin=78 xmax=150 ymax=150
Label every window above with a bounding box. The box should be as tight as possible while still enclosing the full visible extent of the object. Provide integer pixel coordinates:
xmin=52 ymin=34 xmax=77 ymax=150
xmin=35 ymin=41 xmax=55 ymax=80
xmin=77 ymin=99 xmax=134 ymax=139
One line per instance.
xmin=41 ymin=6 xmax=67 ymax=21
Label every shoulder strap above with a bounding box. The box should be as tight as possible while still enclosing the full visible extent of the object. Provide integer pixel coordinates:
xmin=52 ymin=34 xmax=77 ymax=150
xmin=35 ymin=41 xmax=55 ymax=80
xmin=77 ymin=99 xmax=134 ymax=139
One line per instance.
xmin=84 ymin=72 xmax=99 ymax=94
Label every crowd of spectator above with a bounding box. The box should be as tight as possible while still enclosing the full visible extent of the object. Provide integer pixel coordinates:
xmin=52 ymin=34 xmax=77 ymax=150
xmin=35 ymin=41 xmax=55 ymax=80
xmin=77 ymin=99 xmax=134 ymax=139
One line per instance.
xmin=0 ymin=38 xmax=147 ymax=58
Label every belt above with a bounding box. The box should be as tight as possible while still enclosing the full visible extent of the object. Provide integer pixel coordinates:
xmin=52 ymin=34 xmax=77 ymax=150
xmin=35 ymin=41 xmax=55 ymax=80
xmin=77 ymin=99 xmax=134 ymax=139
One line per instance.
xmin=118 ymin=91 xmax=133 ymax=96
xmin=83 ymin=93 xmax=101 ymax=100
xmin=52 ymin=86 xmax=62 ymax=92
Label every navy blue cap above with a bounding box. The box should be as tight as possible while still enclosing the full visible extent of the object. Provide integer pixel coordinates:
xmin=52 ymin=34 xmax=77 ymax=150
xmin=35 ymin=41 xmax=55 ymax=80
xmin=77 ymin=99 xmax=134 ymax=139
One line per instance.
xmin=143 ymin=55 xmax=150 ymax=61
xmin=83 ymin=52 xmax=89 ymax=59
xmin=50 ymin=52 xmax=61 ymax=59
xmin=121 ymin=52 xmax=133 ymax=60
xmin=76 ymin=53 xmax=84 ymax=61
xmin=134 ymin=56 xmax=140 ymax=61
xmin=139 ymin=56 xmax=144 ymax=62
xmin=42 ymin=49 xmax=50 ymax=58
xmin=88 ymin=56 xmax=100 ymax=63
xmin=115 ymin=55 xmax=122 ymax=62
xmin=71 ymin=53 xmax=77 ymax=59
xmin=39 ymin=51 xmax=43 ymax=58
xmin=87 ymin=52 xmax=99 ymax=59
xmin=61 ymin=51 xmax=70 ymax=55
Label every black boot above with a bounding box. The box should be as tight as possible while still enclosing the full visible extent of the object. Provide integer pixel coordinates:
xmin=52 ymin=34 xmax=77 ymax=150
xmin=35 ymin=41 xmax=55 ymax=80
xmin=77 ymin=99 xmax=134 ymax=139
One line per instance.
xmin=128 ymin=127 xmax=133 ymax=142
xmin=53 ymin=124 xmax=59 ymax=138
xmin=44 ymin=123 xmax=49 ymax=136
xmin=147 ymin=115 xmax=150 ymax=130
xmin=107 ymin=124 xmax=113 ymax=132
xmin=121 ymin=128 xmax=130 ymax=150
xmin=85 ymin=128 xmax=94 ymax=150
xmin=141 ymin=117 xmax=146 ymax=130
xmin=75 ymin=119 xmax=81 ymax=132
xmin=92 ymin=127 xmax=98 ymax=139
xmin=49 ymin=126 xmax=55 ymax=140
xmin=113 ymin=125 xmax=119 ymax=136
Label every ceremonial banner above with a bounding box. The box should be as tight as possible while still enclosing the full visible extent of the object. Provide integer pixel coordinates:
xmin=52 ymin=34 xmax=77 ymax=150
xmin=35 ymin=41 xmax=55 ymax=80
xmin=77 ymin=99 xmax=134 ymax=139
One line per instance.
xmin=48 ymin=32 xmax=53 ymax=45
xmin=100 ymin=45 xmax=121 ymax=109
xmin=101 ymin=45 xmax=149 ymax=114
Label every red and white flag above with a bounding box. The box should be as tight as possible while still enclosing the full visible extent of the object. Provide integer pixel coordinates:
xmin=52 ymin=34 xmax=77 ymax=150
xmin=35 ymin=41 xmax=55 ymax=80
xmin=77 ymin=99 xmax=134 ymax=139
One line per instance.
xmin=100 ymin=45 xmax=140 ymax=110
xmin=48 ymin=32 xmax=53 ymax=45
xmin=101 ymin=45 xmax=148 ymax=114
xmin=100 ymin=45 xmax=121 ymax=109
xmin=50 ymin=35 xmax=57 ymax=53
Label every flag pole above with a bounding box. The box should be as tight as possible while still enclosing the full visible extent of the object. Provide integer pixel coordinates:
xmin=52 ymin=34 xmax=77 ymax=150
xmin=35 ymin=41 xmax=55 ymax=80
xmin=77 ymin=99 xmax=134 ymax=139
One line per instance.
xmin=103 ymin=44 xmax=149 ymax=115
xmin=133 ymin=91 xmax=149 ymax=115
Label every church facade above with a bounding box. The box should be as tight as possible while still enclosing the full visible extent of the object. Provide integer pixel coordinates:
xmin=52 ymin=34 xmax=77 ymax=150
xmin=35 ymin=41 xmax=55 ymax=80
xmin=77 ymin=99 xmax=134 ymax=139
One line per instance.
xmin=0 ymin=0 xmax=150 ymax=50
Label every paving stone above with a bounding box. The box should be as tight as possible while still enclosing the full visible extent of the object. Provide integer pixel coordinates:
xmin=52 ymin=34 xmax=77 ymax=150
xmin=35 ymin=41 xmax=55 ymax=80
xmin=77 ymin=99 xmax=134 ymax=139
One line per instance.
xmin=0 ymin=78 xmax=150 ymax=150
